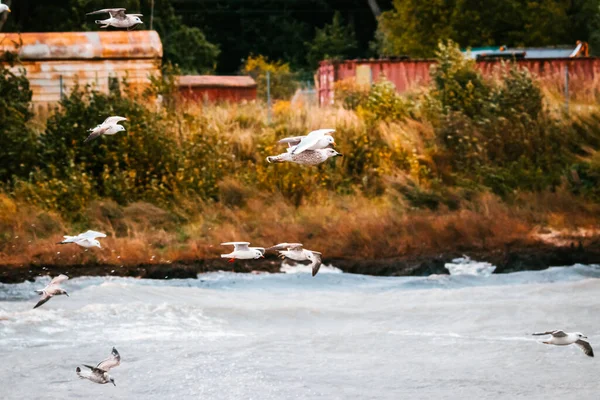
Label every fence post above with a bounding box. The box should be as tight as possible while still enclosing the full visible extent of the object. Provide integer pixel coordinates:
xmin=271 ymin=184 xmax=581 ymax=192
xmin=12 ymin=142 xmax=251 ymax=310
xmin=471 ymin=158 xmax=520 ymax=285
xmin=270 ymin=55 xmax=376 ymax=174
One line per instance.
xmin=59 ymin=75 xmax=64 ymax=100
xmin=564 ymin=65 xmax=569 ymax=114
xmin=267 ymin=71 xmax=272 ymax=124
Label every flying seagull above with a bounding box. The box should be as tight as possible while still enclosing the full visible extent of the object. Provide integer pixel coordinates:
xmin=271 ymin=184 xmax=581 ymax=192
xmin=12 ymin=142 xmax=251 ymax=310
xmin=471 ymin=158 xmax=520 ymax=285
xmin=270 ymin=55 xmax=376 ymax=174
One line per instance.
xmin=533 ymin=330 xmax=594 ymax=357
xmin=76 ymin=347 xmax=121 ymax=386
xmin=221 ymin=242 xmax=265 ymax=262
xmin=85 ymin=116 xmax=127 ymax=143
xmin=86 ymin=8 xmax=143 ymax=29
xmin=278 ymin=129 xmax=336 ymax=155
xmin=33 ymin=274 xmax=69 ymax=309
xmin=266 ymin=148 xmax=342 ymax=166
xmin=267 ymin=243 xmax=323 ymax=276
xmin=58 ymin=230 xmax=106 ymax=249
xmin=0 ymin=1 xmax=11 ymax=14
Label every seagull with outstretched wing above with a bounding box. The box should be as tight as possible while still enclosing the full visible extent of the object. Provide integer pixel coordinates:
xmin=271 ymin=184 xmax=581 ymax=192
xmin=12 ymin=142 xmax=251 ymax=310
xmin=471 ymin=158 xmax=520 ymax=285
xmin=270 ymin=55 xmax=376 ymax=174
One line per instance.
xmin=33 ymin=275 xmax=69 ymax=309
xmin=76 ymin=347 xmax=121 ymax=386
xmin=533 ymin=330 xmax=594 ymax=357
xmin=86 ymin=8 xmax=143 ymax=29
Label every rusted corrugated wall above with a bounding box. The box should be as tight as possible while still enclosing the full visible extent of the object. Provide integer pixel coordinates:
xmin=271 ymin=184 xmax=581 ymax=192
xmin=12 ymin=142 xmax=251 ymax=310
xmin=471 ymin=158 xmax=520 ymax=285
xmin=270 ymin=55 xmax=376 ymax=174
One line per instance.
xmin=318 ymin=58 xmax=600 ymax=106
xmin=0 ymin=31 xmax=163 ymax=106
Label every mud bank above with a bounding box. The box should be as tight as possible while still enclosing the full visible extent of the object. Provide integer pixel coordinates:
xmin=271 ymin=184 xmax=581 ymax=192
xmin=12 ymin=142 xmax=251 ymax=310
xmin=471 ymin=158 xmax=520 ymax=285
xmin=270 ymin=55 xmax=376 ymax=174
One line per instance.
xmin=2 ymin=240 xmax=600 ymax=284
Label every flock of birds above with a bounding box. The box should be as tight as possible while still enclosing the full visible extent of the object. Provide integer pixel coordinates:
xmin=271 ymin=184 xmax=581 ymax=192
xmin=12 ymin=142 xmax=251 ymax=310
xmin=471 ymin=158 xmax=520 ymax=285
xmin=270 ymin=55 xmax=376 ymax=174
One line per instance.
xmin=3 ymin=3 xmax=594 ymax=389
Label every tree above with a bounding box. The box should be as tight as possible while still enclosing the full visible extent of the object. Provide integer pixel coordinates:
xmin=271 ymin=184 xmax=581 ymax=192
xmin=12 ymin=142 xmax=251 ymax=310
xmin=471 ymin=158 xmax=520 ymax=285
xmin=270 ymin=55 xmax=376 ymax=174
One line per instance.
xmin=376 ymin=0 xmax=600 ymax=58
xmin=306 ymin=12 xmax=358 ymax=69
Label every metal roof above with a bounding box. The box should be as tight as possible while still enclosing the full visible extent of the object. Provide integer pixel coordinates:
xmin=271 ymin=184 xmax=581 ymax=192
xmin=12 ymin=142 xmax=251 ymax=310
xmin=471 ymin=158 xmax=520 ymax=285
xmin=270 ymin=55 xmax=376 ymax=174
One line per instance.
xmin=0 ymin=31 xmax=162 ymax=60
xmin=465 ymin=45 xmax=581 ymax=60
xmin=178 ymin=75 xmax=257 ymax=88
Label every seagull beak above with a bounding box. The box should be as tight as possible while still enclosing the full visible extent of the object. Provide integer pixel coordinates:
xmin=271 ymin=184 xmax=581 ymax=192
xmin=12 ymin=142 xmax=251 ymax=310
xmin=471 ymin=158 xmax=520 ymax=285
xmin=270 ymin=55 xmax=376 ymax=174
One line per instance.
xmin=336 ymin=153 xmax=343 ymax=157
xmin=583 ymin=336 xmax=588 ymax=339
xmin=332 ymin=141 xmax=336 ymax=147
xmin=260 ymin=254 xmax=265 ymax=258
xmin=7 ymin=8 xmax=11 ymax=12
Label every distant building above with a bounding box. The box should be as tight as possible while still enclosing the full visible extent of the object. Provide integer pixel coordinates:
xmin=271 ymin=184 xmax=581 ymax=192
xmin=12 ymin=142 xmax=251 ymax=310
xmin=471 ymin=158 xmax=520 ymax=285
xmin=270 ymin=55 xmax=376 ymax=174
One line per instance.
xmin=317 ymin=42 xmax=598 ymax=106
xmin=0 ymin=31 xmax=162 ymax=108
xmin=177 ymin=75 xmax=257 ymax=103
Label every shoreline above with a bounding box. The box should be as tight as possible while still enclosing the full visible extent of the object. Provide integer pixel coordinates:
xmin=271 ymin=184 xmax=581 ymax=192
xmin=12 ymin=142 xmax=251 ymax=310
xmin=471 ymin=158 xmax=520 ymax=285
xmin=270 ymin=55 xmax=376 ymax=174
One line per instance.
xmin=2 ymin=240 xmax=600 ymax=284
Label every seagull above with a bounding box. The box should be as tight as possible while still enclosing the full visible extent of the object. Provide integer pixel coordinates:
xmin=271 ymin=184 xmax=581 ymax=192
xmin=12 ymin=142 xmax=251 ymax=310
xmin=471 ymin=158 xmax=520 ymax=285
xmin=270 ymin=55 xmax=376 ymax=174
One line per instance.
xmin=33 ymin=274 xmax=69 ymax=309
xmin=85 ymin=116 xmax=127 ymax=143
xmin=76 ymin=347 xmax=121 ymax=386
xmin=0 ymin=1 xmax=11 ymax=14
xmin=267 ymin=243 xmax=323 ymax=276
xmin=221 ymin=242 xmax=265 ymax=262
xmin=278 ymin=129 xmax=336 ymax=155
xmin=58 ymin=230 xmax=106 ymax=249
xmin=86 ymin=8 xmax=143 ymax=29
xmin=533 ymin=330 xmax=594 ymax=357
xmin=266 ymin=148 xmax=342 ymax=166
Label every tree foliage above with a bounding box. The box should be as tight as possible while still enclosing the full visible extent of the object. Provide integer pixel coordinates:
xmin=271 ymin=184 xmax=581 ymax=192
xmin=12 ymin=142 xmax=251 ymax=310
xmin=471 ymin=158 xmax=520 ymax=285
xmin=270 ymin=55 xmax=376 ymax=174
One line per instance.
xmin=377 ymin=0 xmax=600 ymax=57
xmin=306 ymin=12 xmax=358 ymax=69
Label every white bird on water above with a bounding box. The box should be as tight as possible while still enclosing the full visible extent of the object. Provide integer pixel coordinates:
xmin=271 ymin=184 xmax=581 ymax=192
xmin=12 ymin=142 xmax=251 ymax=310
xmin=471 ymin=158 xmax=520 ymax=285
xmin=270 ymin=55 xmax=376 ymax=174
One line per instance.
xmin=86 ymin=8 xmax=143 ymax=29
xmin=266 ymin=148 xmax=342 ymax=166
xmin=85 ymin=116 xmax=127 ymax=143
xmin=0 ymin=1 xmax=11 ymax=14
xmin=278 ymin=129 xmax=336 ymax=154
xmin=533 ymin=330 xmax=594 ymax=357
xmin=58 ymin=230 xmax=106 ymax=249
xmin=76 ymin=347 xmax=121 ymax=386
xmin=221 ymin=242 xmax=265 ymax=262
xmin=267 ymin=243 xmax=323 ymax=276
xmin=33 ymin=274 xmax=69 ymax=309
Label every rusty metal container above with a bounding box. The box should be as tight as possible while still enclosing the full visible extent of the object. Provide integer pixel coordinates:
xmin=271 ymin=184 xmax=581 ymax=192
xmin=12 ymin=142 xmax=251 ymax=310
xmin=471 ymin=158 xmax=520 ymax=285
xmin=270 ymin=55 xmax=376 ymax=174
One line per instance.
xmin=177 ymin=75 xmax=257 ymax=103
xmin=0 ymin=31 xmax=163 ymax=105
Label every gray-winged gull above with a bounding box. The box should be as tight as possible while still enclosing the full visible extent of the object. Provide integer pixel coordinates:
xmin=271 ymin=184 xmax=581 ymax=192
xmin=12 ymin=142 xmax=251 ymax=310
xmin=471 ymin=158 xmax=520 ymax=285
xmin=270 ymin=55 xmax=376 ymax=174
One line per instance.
xmin=278 ymin=129 xmax=336 ymax=154
xmin=86 ymin=9 xmax=143 ymax=29
xmin=533 ymin=330 xmax=594 ymax=357
xmin=33 ymin=274 xmax=69 ymax=309
xmin=266 ymin=148 xmax=342 ymax=166
xmin=267 ymin=243 xmax=323 ymax=276
xmin=85 ymin=116 xmax=127 ymax=143
xmin=221 ymin=242 xmax=265 ymax=262
xmin=76 ymin=347 xmax=121 ymax=386
xmin=58 ymin=230 xmax=106 ymax=249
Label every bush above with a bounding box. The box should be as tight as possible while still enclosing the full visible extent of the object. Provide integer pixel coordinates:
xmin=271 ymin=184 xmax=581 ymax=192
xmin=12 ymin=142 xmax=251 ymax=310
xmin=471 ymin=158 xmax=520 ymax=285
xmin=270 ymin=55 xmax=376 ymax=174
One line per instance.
xmin=334 ymin=78 xmax=370 ymax=110
xmin=0 ymin=61 xmax=38 ymax=183
xmin=242 ymin=55 xmax=299 ymax=100
xmin=360 ymin=79 xmax=410 ymax=122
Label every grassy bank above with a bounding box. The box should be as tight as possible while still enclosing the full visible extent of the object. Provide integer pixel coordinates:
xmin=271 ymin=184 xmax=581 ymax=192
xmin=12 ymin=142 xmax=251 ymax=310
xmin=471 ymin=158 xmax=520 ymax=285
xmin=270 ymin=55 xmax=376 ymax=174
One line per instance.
xmin=2 ymin=42 xmax=600 ymax=271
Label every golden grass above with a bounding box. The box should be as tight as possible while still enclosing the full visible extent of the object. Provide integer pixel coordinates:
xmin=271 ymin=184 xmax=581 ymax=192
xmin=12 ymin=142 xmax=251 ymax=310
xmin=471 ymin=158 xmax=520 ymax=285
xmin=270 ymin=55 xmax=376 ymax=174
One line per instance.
xmin=2 ymin=189 xmax=600 ymax=267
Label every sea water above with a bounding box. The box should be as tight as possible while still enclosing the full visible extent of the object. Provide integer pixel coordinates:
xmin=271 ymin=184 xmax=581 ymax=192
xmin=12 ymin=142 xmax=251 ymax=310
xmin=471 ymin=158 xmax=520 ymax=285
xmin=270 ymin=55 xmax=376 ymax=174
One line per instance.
xmin=1 ymin=264 xmax=599 ymax=399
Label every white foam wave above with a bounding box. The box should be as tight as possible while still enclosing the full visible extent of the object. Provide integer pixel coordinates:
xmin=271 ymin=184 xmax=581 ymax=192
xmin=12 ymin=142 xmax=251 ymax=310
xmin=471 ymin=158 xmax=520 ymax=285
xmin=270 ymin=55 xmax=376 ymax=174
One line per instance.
xmin=445 ymin=256 xmax=496 ymax=276
xmin=280 ymin=261 xmax=343 ymax=274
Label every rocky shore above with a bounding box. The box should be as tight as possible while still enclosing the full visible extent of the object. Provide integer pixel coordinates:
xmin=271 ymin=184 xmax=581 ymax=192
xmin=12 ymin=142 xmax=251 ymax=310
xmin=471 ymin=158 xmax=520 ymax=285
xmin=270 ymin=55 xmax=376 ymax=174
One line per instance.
xmin=2 ymin=240 xmax=600 ymax=284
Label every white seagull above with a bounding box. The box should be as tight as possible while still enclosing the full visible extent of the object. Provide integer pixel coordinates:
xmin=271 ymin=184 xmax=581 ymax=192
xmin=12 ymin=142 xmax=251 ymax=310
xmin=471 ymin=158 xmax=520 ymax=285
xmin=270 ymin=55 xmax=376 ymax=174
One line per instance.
xmin=221 ymin=242 xmax=265 ymax=262
xmin=278 ymin=129 xmax=336 ymax=155
xmin=33 ymin=274 xmax=69 ymax=309
xmin=86 ymin=8 xmax=143 ymax=29
xmin=76 ymin=347 xmax=121 ymax=386
xmin=85 ymin=116 xmax=127 ymax=143
xmin=267 ymin=243 xmax=323 ymax=276
xmin=266 ymin=148 xmax=342 ymax=166
xmin=533 ymin=330 xmax=594 ymax=357
xmin=58 ymin=230 xmax=106 ymax=249
xmin=0 ymin=1 xmax=11 ymax=14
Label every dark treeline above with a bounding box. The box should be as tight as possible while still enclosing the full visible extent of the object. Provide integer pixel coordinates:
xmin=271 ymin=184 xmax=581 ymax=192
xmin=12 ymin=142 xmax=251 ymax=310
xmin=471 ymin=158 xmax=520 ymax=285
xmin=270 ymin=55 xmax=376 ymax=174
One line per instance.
xmin=1 ymin=1 xmax=599 ymax=74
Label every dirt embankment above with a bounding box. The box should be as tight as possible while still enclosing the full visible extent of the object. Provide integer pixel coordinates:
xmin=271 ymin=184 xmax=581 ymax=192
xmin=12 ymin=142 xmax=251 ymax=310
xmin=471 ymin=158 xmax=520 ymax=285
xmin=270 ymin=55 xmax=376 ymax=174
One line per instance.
xmin=2 ymin=240 xmax=600 ymax=284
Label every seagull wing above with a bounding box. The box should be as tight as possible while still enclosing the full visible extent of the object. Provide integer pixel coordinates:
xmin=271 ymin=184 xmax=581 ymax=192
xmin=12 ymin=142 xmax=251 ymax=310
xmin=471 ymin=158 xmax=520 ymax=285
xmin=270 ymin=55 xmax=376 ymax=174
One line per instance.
xmin=50 ymin=274 xmax=69 ymax=285
xmin=291 ymin=130 xmax=328 ymax=155
xmin=128 ymin=14 xmax=144 ymax=17
xmin=97 ymin=347 xmax=121 ymax=371
xmin=221 ymin=242 xmax=250 ymax=251
xmin=251 ymin=247 xmax=266 ymax=254
xmin=278 ymin=136 xmax=304 ymax=146
xmin=84 ymin=127 xmax=108 ymax=143
xmin=532 ymin=330 xmax=567 ymax=337
xmin=266 ymin=243 xmax=303 ymax=251
xmin=80 ymin=230 xmax=107 ymax=240
xmin=86 ymin=8 xmax=126 ymax=17
xmin=575 ymin=340 xmax=594 ymax=357
xmin=103 ymin=116 xmax=127 ymax=125
xmin=33 ymin=292 xmax=52 ymax=309
xmin=310 ymin=252 xmax=322 ymax=277
xmin=83 ymin=364 xmax=108 ymax=376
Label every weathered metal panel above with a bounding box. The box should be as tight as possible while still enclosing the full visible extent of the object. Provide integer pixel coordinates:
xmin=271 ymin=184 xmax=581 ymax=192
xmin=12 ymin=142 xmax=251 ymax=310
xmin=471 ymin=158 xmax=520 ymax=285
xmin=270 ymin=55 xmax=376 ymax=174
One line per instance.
xmin=0 ymin=31 xmax=162 ymax=60
xmin=318 ymin=58 xmax=600 ymax=106
xmin=178 ymin=75 xmax=256 ymax=88
xmin=178 ymin=86 xmax=257 ymax=103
